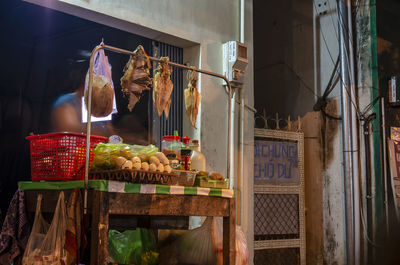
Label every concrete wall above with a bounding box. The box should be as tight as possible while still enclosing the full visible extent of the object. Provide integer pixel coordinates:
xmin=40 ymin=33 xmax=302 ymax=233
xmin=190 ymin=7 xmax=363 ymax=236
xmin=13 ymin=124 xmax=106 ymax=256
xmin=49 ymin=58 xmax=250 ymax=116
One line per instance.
xmin=313 ymin=2 xmax=346 ymax=264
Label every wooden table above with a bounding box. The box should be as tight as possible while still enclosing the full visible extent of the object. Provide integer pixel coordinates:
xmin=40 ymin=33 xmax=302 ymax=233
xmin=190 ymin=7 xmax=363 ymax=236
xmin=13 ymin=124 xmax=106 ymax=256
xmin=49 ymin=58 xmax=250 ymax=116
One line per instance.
xmin=24 ymin=189 xmax=236 ymax=265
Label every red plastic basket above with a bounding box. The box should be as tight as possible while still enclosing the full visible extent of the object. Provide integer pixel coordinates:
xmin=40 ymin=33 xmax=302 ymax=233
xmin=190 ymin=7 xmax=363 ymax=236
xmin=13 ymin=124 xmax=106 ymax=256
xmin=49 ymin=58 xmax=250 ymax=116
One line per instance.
xmin=26 ymin=132 xmax=107 ymax=181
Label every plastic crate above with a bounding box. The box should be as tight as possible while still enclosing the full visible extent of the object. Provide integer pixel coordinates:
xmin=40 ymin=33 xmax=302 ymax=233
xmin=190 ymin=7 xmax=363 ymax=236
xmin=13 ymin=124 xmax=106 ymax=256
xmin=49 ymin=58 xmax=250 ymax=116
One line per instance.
xmin=26 ymin=132 xmax=107 ymax=181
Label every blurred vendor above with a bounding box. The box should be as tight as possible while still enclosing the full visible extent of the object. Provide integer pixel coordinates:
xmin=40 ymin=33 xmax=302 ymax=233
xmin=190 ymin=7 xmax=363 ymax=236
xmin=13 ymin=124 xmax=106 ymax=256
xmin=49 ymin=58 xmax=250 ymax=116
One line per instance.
xmin=51 ymin=59 xmax=149 ymax=145
xmin=51 ymin=59 xmax=113 ymax=136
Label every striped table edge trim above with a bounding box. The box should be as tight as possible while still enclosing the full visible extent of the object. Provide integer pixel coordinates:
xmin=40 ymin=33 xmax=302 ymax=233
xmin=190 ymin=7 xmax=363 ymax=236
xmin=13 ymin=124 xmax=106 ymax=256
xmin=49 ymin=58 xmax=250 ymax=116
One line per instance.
xmin=18 ymin=180 xmax=235 ymax=198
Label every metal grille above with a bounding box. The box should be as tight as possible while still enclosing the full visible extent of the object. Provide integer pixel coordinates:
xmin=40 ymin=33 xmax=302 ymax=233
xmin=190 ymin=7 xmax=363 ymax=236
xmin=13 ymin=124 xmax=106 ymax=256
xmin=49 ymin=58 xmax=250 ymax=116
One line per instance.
xmin=151 ymin=41 xmax=183 ymax=146
xmin=254 ymin=248 xmax=300 ymax=265
xmin=254 ymin=193 xmax=299 ymax=240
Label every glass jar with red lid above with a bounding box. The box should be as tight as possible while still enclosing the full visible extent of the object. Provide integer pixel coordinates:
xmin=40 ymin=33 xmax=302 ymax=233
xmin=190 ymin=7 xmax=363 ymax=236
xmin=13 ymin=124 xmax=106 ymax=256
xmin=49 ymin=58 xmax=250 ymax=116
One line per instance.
xmin=162 ymin=135 xmax=181 ymax=160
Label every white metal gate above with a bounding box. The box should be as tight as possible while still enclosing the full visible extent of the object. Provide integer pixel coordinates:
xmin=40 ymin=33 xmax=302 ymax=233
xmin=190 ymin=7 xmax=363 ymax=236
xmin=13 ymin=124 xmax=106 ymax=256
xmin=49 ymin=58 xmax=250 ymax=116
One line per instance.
xmin=254 ymin=128 xmax=306 ymax=265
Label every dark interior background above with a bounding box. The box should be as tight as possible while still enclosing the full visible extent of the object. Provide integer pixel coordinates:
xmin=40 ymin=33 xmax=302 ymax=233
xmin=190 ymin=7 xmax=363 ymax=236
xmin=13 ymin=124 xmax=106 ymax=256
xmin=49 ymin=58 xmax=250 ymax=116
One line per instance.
xmin=0 ymin=0 xmax=156 ymax=217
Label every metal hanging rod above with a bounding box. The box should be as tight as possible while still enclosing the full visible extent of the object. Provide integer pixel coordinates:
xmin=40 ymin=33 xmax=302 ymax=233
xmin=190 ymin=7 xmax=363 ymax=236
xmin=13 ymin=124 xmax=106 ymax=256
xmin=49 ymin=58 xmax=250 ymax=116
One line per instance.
xmin=83 ymin=42 xmax=234 ymax=210
xmin=101 ymin=44 xmax=233 ymax=86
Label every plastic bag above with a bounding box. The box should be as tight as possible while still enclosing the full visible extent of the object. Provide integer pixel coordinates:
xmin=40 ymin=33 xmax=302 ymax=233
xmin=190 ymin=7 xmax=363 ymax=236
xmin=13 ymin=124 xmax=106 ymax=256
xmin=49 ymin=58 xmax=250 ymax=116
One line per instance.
xmin=84 ymin=42 xmax=117 ymax=117
xmin=178 ymin=217 xmax=216 ymax=265
xmin=130 ymin=144 xmax=158 ymax=162
xmin=92 ymin=143 xmax=129 ymax=170
xmin=107 ymin=228 xmax=159 ymax=265
xmin=92 ymin=143 xmax=158 ymax=170
xmin=22 ymin=192 xmax=67 ymax=265
xmin=212 ymin=217 xmax=223 ymax=265
xmin=235 ymin=226 xmax=249 ymax=265
xmin=212 ymin=218 xmax=249 ymax=265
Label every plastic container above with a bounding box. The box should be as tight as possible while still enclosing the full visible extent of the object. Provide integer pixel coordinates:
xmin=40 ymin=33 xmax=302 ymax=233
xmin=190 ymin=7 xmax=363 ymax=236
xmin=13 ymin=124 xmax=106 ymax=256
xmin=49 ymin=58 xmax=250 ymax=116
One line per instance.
xmin=26 ymin=132 xmax=107 ymax=181
xmin=162 ymin=135 xmax=181 ymax=160
xmin=190 ymin=140 xmax=206 ymax=171
xmin=173 ymin=170 xmax=197 ymax=186
xmin=195 ymin=177 xmax=229 ymax=189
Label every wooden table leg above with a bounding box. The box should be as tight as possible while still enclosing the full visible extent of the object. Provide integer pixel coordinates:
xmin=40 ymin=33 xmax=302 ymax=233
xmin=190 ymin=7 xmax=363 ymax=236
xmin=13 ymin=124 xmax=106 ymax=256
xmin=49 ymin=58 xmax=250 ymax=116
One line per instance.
xmin=223 ymin=198 xmax=236 ymax=265
xmin=90 ymin=191 xmax=109 ymax=265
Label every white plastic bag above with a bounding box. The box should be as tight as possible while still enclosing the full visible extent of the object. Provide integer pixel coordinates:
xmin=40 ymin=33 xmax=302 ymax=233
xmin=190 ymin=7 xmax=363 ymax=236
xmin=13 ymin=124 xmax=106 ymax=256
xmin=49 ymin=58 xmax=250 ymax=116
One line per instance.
xmin=235 ymin=225 xmax=249 ymax=265
xmin=84 ymin=42 xmax=117 ymax=118
xmin=22 ymin=192 xmax=67 ymax=265
xmin=212 ymin=217 xmax=223 ymax=265
xmin=212 ymin=217 xmax=250 ymax=265
xmin=179 ymin=217 xmax=216 ymax=265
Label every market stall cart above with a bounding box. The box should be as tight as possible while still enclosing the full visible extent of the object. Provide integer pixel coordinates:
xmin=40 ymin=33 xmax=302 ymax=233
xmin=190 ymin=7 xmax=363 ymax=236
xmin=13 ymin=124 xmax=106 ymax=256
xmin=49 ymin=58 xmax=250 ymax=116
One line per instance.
xmin=19 ymin=180 xmax=236 ymax=265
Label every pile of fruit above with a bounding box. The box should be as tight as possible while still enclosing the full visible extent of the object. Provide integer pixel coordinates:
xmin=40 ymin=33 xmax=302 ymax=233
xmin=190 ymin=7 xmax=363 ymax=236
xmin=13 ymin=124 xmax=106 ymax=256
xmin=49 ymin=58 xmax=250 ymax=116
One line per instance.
xmin=92 ymin=143 xmax=172 ymax=173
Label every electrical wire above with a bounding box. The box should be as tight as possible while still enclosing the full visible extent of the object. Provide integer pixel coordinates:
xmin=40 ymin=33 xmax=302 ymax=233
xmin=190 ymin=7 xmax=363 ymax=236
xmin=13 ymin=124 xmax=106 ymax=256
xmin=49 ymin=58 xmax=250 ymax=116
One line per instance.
xmin=314 ymin=0 xmax=379 ymax=122
xmin=324 ymin=73 xmax=340 ymax=98
xmin=313 ymin=0 xmax=338 ymax=66
xmin=312 ymin=0 xmax=382 ymax=125
xmin=359 ymin=116 xmax=384 ymax=249
xmin=360 ymin=96 xmax=380 ymax=118
xmin=334 ymin=0 xmax=364 ymax=116
xmin=335 ymin=0 xmax=356 ymax=48
xmin=314 ymin=0 xmax=365 ymax=120
xmin=257 ymin=0 xmax=376 ymax=124
xmin=326 ymin=0 xmax=339 ymax=40
xmin=314 ymin=56 xmax=342 ymax=120
xmin=359 ymin=197 xmax=384 ymax=248
xmin=309 ymin=1 xmax=343 ymax=119
xmin=337 ymin=32 xmax=362 ymax=121
xmin=322 ymin=56 xmax=340 ymax=98
xmin=284 ymin=63 xmax=318 ymax=98
xmin=255 ymin=61 xmax=318 ymax=99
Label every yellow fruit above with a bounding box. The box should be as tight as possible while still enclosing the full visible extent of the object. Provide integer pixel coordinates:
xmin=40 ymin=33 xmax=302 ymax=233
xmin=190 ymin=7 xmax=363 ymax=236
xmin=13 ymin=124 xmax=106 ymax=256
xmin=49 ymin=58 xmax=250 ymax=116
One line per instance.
xmin=115 ymin=156 xmax=127 ymax=168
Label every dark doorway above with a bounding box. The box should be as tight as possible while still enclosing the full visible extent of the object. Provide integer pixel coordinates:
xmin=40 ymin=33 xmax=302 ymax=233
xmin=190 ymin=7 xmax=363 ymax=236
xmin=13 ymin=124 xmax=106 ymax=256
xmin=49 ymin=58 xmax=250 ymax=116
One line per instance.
xmin=0 ymin=0 xmax=183 ymax=218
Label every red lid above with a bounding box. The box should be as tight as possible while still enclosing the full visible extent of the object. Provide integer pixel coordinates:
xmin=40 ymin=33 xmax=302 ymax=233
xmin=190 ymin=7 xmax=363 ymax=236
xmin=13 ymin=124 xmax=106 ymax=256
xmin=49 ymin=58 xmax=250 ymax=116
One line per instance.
xmin=182 ymin=136 xmax=190 ymax=145
xmin=162 ymin=135 xmax=181 ymax=141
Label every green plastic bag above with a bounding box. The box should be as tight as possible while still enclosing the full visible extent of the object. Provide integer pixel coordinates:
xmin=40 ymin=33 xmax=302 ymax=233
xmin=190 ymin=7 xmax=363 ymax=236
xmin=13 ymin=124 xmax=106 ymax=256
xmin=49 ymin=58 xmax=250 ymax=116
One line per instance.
xmin=107 ymin=228 xmax=159 ymax=265
xmin=130 ymin=144 xmax=158 ymax=162
xmin=92 ymin=143 xmax=126 ymax=169
xmin=92 ymin=143 xmax=158 ymax=170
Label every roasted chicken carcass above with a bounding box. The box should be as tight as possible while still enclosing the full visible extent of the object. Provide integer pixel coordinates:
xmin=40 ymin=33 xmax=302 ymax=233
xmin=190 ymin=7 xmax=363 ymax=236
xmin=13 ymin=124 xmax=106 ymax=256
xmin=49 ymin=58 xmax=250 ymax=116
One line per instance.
xmin=153 ymin=57 xmax=174 ymax=119
xmin=121 ymin=45 xmax=152 ymax=111
xmin=184 ymin=71 xmax=201 ymax=128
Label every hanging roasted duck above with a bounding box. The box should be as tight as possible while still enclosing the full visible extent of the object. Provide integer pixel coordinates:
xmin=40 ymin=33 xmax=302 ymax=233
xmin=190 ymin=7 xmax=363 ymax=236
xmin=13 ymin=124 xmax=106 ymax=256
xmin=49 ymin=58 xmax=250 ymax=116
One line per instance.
xmin=153 ymin=57 xmax=174 ymax=119
xmin=184 ymin=71 xmax=201 ymax=128
xmin=120 ymin=45 xmax=152 ymax=111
